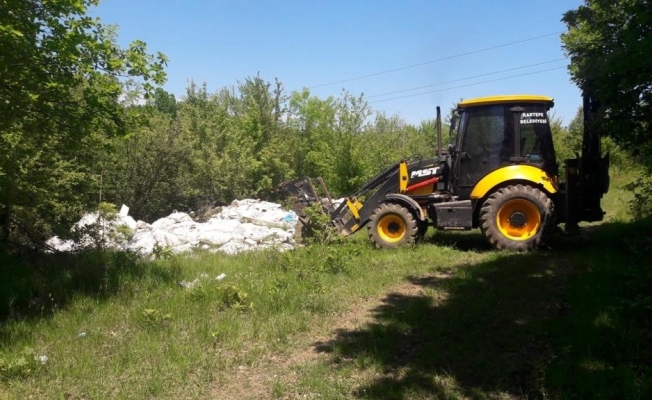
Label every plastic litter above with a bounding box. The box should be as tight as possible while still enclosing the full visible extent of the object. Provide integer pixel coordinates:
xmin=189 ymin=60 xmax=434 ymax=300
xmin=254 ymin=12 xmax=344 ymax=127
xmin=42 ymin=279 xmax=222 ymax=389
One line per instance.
xmin=179 ymin=279 xmax=200 ymax=289
xmin=179 ymin=272 xmax=216 ymax=289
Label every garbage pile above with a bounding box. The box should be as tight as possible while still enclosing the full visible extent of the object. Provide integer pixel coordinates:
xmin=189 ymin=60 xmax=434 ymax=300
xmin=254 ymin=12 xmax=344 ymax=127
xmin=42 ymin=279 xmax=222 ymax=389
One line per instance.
xmin=46 ymin=200 xmax=298 ymax=256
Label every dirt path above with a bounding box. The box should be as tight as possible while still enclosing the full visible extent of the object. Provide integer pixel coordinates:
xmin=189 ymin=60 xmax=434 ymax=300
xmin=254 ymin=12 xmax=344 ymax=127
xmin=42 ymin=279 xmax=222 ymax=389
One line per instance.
xmin=209 ymin=271 xmax=455 ymax=400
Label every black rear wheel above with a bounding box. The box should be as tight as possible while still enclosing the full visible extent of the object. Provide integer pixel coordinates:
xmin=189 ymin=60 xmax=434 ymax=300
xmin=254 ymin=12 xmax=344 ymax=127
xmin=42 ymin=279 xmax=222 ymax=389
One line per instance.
xmin=368 ymin=203 xmax=418 ymax=249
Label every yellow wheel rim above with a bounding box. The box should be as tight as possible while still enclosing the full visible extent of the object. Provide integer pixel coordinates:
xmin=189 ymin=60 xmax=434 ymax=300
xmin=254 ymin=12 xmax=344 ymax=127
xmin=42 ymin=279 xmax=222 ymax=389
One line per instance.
xmin=496 ymin=199 xmax=541 ymax=241
xmin=377 ymin=214 xmax=406 ymax=243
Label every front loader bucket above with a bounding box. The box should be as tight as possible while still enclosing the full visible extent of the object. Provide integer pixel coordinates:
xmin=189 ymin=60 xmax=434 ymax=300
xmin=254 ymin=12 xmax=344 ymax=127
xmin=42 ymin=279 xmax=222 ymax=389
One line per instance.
xmin=279 ymin=176 xmax=335 ymax=214
xmin=279 ymin=177 xmax=335 ymax=242
xmin=279 ymin=177 xmax=361 ymax=241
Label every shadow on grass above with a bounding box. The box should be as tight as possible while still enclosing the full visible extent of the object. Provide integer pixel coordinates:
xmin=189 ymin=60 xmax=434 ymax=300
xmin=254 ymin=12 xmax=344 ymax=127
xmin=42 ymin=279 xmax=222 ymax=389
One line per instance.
xmin=0 ymin=250 xmax=181 ymax=326
xmin=424 ymin=226 xmax=593 ymax=253
xmin=425 ymin=229 xmax=493 ymax=252
xmin=314 ymin=221 xmax=652 ymax=399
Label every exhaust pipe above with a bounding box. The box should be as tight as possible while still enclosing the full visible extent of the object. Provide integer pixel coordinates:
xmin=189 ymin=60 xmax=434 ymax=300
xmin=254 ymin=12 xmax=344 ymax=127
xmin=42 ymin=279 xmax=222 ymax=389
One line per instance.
xmin=436 ymin=106 xmax=442 ymax=158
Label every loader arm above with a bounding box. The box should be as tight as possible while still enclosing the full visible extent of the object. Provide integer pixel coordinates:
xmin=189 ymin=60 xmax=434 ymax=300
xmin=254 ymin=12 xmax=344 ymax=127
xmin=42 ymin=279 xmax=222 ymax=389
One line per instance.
xmin=279 ymin=160 xmax=408 ymax=236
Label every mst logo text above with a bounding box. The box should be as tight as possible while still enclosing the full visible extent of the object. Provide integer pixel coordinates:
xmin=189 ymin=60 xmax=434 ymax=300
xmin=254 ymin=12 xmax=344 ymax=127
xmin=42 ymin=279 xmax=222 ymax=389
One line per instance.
xmin=410 ymin=167 xmax=440 ymax=178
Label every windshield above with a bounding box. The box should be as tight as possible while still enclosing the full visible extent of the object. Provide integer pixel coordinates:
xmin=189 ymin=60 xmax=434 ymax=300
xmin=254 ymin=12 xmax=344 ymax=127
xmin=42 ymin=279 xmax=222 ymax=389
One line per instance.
xmin=519 ymin=105 xmax=558 ymax=175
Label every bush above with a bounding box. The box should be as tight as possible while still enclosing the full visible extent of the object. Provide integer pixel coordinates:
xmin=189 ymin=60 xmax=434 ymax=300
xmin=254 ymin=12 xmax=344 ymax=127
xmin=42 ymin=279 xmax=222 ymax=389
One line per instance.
xmin=625 ymin=174 xmax=652 ymax=220
xmin=218 ymin=285 xmax=252 ymax=311
xmin=297 ymin=203 xmax=339 ymax=245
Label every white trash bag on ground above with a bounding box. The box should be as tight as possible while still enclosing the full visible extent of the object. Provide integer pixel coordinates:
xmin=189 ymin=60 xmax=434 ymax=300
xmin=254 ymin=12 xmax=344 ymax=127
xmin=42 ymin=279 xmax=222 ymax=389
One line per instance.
xmin=47 ymin=200 xmax=298 ymax=256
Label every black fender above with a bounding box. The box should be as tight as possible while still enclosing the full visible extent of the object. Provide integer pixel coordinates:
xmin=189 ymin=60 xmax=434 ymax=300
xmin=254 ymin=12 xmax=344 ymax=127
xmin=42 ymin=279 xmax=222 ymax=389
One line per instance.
xmin=384 ymin=193 xmax=426 ymax=221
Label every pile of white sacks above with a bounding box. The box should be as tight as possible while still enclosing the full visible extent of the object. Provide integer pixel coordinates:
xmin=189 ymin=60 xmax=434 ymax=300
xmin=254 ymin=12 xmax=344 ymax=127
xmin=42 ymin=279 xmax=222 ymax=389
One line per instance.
xmin=46 ymin=199 xmax=298 ymax=256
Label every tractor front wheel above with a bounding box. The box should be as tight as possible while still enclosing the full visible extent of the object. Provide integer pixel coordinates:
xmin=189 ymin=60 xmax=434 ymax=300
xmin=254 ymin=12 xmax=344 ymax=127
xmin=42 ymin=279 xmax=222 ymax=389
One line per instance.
xmin=479 ymin=184 xmax=555 ymax=251
xmin=368 ymin=203 xmax=418 ymax=249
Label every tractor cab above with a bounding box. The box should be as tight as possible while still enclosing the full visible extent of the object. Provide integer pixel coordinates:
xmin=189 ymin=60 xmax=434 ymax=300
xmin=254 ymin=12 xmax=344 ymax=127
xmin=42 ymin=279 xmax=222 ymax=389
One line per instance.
xmin=448 ymin=95 xmax=558 ymax=199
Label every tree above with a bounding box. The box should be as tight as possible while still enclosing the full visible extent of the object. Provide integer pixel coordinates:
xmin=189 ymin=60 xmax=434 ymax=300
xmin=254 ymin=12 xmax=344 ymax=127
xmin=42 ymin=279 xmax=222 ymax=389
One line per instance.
xmin=0 ymin=0 xmax=167 ymax=134
xmin=151 ymin=88 xmax=178 ymax=117
xmin=104 ymin=109 xmax=194 ymax=221
xmin=551 ymin=111 xmax=581 ymax=163
xmin=0 ymin=0 xmax=167 ymax=247
xmin=287 ymin=89 xmax=338 ymax=184
xmin=561 ymin=0 xmax=652 ymax=164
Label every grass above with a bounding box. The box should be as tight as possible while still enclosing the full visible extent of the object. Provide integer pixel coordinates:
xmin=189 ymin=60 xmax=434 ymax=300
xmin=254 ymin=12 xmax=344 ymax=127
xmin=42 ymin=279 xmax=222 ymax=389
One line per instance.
xmin=0 ymin=171 xmax=650 ymax=399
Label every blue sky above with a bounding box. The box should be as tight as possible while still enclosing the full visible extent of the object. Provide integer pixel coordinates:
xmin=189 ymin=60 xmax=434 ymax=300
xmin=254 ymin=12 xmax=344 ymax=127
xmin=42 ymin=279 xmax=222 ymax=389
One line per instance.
xmin=92 ymin=0 xmax=583 ymax=125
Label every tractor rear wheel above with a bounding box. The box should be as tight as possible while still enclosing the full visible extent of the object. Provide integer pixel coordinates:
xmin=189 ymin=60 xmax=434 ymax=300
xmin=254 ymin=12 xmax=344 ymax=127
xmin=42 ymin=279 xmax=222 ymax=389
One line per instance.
xmin=368 ymin=203 xmax=418 ymax=249
xmin=479 ymin=184 xmax=555 ymax=251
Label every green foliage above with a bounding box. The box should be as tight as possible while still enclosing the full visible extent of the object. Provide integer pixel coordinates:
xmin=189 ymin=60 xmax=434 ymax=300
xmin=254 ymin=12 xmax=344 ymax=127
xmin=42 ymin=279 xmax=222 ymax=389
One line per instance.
xmin=0 ymin=0 xmax=166 ymax=134
xmin=285 ymin=89 xmax=434 ymax=197
xmin=151 ymin=88 xmax=178 ymax=117
xmin=97 ymin=202 xmax=118 ymax=217
xmin=625 ymin=175 xmax=652 ymax=220
xmin=168 ymin=78 xmax=291 ymax=210
xmin=8 ymin=1 xmax=651 ymax=259
xmin=320 ymin=244 xmax=360 ymax=274
xmin=561 ymin=0 xmax=652 ymax=164
xmin=89 ymin=202 xmax=119 ymax=250
xmin=115 ymin=224 xmax=134 ymax=241
xmin=218 ymin=285 xmax=252 ymax=311
xmin=300 ymin=204 xmax=338 ymax=245
xmin=551 ymin=111 xmax=581 ymax=163
xmin=0 ymin=0 xmax=167 ymax=249
xmin=103 ymin=108 xmax=195 ymax=221
xmin=552 ymin=107 xmax=626 ymax=168
xmin=91 ymin=77 xmax=444 ymax=226
xmin=280 ymin=242 xmax=359 ymax=277
xmin=0 ymin=347 xmax=43 ymax=380
xmin=139 ymin=308 xmax=172 ymax=329
xmin=152 ymin=244 xmax=174 ymax=260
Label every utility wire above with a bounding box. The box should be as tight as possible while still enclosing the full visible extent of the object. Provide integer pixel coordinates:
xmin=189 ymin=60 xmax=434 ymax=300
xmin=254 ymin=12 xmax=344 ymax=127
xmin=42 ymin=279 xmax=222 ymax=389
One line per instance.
xmin=365 ymin=58 xmax=566 ymax=99
xmin=307 ymin=31 xmax=563 ymax=89
xmin=368 ymin=66 xmax=566 ymax=104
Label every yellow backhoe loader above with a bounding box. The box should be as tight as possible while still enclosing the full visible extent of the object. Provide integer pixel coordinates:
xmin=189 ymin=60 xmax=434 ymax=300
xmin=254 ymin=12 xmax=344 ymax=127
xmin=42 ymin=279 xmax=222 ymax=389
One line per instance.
xmin=281 ymin=94 xmax=610 ymax=251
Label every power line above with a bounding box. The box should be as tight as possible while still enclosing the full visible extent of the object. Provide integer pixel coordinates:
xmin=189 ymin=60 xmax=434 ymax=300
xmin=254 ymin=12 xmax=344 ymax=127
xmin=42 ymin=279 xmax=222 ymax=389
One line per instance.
xmin=307 ymin=31 xmax=563 ymax=89
xmin=365 ymin=59 xmax=566 ymax=99
xmin=368 ymin=66 xmax=567 ymax=104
